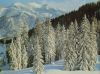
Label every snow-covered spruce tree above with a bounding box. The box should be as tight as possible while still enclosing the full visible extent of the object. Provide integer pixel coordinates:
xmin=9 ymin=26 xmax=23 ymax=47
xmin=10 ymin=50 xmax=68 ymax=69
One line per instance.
xmin=35 ymin=19 xmax=45 ymax=59
xmin=14 ymin=35 xmax=22 ymax=69
xmin=88 ymin=17 xmax=98 ymax=70
xmin=55 ymin=23 xmax=62 ymax=60
xmin=64 ymin=29 xmax=70 ymax=70
xmin=64 ymin=22 xmax=77 ymax=71
xmin=21 ymin=44 xmax=28 ymax=69
xmin=20 ymin=20 xmax=29 ymax=69
xmin=35 ymin=19 xmax=48 ymax=63
xmin=21 ymin=29 xmax=28 ymax=68
xmin=61 ymin=25 xmax=66 ymax=59
xmin=73 ymin=20 xmax=84 ymax=70
xmin=33 ymin=35 xmax=44 ymax=74
xmin=8 ymin=39 xmax=18 ymax=70
xmin=76 ymin=15 xmax=96 ymax=71
xmin=44 ymin=20 xmax=56 ymax=64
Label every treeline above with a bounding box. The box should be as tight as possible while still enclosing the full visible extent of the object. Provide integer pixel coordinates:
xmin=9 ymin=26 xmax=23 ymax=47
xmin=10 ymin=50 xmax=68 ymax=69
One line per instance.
xmin=51 ymin=1 xmax=100 ymax=28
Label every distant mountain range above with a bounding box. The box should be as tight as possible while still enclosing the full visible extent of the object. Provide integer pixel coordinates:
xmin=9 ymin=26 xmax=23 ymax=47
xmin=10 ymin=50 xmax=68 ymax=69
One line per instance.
xmin=0 ymin=2 xmax=64 ymax=40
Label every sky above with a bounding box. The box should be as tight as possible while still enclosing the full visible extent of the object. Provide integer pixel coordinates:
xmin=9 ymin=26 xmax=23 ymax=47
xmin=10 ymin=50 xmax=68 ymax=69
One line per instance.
xmin=0 ymin=0 xmax=99 ymax=12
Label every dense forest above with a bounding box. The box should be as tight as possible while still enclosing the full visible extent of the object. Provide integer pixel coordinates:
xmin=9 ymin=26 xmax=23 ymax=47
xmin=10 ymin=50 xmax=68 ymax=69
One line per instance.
xmin=0 ymin=1 xmax=100 ymax=73
xmin=6 ymin=15 xmax=98 ymax=72
xmin=51 ymin=1 xmax=100 ymax=28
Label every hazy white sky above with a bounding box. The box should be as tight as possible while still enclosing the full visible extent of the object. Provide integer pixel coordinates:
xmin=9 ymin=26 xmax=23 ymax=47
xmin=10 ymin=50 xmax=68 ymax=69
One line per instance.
xmin=0 ymin=0 xmax=99 ymax=12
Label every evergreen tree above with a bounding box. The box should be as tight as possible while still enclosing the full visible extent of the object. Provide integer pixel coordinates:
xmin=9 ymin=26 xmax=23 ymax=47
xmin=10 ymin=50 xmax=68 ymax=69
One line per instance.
xmin=33 ymin=35 xmax=44 ymax=74
xmin=35 ymin=19 xmax=45 ymax=60
xmin=64 ymin=29 xmax=70 ymax=70
xmin=76 ymin=15 xmax=95 ymax=70
xmin=45 ymin=20 xmax=56 ymax=64
xmin=64 ymin=22 xmax=77 ymax=71
xmin=88 ymin=17 xmax=98 ymax=70
xmin=61 ymin=25 xmax=66 ymax=59
xmin=73 ymin=20 xmax=81 ymax=70
xmin=20 ymin=25 xmax=28 ymax=69
xmin=15 ymin=36 xmax=22 ymax=69
xmin=21 ymin=44 xmax=28 ymax=68
xmin=8 ymin=39 xmax=18 ymax=70
xmin=55 ymin=23 xmax=62 ymax=60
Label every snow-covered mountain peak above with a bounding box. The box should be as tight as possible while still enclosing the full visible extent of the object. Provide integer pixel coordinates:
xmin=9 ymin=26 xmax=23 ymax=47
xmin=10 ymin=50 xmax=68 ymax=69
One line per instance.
xmin=0 ymin=2 xmax=64 ymax=39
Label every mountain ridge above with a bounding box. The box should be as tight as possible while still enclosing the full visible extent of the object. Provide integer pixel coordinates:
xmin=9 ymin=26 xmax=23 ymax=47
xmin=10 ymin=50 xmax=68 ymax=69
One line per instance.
xmin=0 ymin=2 xmax=64 ymax=40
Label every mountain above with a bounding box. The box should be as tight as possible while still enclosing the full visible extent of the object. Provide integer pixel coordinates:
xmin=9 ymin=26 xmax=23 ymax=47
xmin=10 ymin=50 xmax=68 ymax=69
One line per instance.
xmin=0 ymin=2 xmax=64 ymax=40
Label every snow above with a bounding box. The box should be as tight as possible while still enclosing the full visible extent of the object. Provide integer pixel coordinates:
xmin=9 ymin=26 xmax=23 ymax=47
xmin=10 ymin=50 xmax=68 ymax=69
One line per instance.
xmin=2 ymin=56 xmax=100 ymax=74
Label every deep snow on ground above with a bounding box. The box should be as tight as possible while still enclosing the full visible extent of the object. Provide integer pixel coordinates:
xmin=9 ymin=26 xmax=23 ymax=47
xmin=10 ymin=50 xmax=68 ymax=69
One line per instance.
xmin=2 ymin=56 xmax=100 ymax=74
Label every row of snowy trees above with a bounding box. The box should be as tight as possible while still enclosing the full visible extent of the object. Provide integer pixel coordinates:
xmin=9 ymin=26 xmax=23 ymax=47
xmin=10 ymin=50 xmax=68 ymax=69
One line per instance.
xmin=64 ymin=15 xmax=98 ymax=71
xmin=32 ymin=15 xmax=98 ymax=73
xmin=7 ymin=15 xmax=98 ymax=74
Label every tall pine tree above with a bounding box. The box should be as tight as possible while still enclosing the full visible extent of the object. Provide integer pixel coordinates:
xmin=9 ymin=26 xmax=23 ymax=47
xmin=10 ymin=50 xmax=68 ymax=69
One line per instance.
xmin=33 ymin=35 xmax=44 ymax=74
xmin=76 ymin=15 xmax=96 ymax=70
xmin=55 ymin=23 xmax=62 ymax=60
xmin=88 ymin=17 xmax=98 ymax=70
xmin=8 ymin=39 xmax=18 ymax=70
xmin=45 ymin=20 xmax=56 ymax=64
xmin=64 ymin=22 xmax=77 ymax=71
xmin=61 ymin=25 xmax=66 ymax=59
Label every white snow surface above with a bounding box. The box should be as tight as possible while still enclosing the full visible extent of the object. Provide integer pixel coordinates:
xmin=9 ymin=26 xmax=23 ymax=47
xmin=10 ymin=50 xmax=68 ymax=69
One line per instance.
xmin=2 ymin=56 xmax=100 ymax=74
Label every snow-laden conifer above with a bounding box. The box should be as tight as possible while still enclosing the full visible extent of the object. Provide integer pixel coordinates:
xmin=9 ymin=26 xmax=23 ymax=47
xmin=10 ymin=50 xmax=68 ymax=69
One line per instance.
xmin=20 ymin=19 xmax=29 ymax=69
xmin=76 ymin=15 xmax=93 ymax=70
xmin=88 ymin=17 xmax=98 ymax=70
xmin=55 ymin=23 xmax=62 ymax=60
xmin=61 ymin=25 xmax=66 ymax=59
xmin=44 ymin=20 xmax=56 ymax=63
xmin=15 ymin=36 xmax=22 ymax=69
xmin=64 ymin=22 xmax=77 ymax=71
xmin=8 ymin=39 xmax=18 ymax=70
xmin=33 ymin=35 xmax=44 ymax=74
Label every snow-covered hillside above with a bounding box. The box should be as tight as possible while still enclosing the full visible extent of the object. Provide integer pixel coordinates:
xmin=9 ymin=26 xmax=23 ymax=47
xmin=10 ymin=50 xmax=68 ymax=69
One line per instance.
xmin=2 ymin=56 xmax=100 ymax=74
xmin=0 ymin=2 xmax=64 ymax=39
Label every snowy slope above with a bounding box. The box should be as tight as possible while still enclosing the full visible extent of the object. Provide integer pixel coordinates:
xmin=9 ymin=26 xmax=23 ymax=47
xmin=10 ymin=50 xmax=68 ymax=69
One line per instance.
xmin=0 ymin=2 xmax=64 ymax=39
xmin=2 ymin=56 xmax=100 ymax=74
